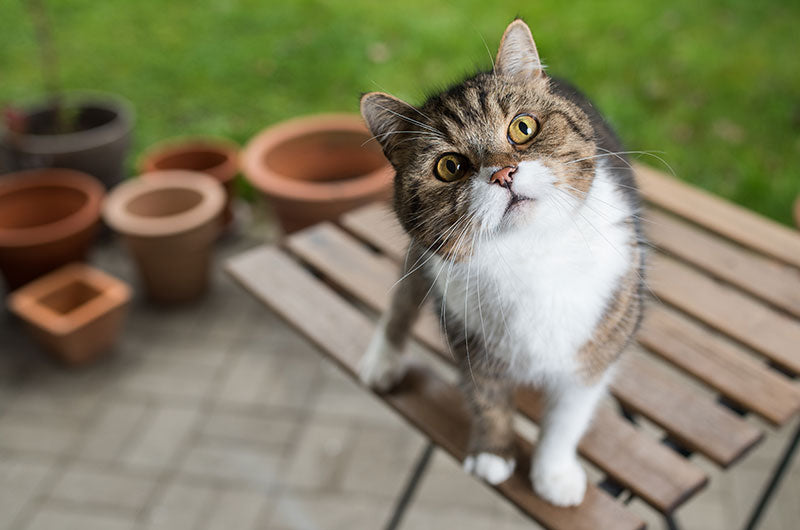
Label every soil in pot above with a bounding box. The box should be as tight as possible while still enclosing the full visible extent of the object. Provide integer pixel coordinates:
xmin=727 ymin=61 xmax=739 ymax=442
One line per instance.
xmin=0 ymin=168 xmax=104 ymax=291
xmin=102 ymin=171 xmax=225 ymax=304
xmin=1 ymin=94 xmax=135 ymax=189
xmin=241 ymin=114 xmax=393 ymax=233
xmin=139 ymin=139 xmax=239 ymax=227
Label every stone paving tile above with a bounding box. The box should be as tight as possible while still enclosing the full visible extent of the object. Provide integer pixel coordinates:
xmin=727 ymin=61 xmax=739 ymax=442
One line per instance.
xmin=178 ymin=439 xmax=281 ymax=490
xmin=0 ymin=412 xmax=82 ymax=456
xmin=22 ymin=506 xmax=137 ymax=530
xmin=199 ymin=406 xmax=299 ymax=448
xmin=215 ymin=341 xmax=322 ymax=412
xmin=0 ymin=453 xmax=54 ymax=528
xmin=308 ymin=363 xmax=406 ymax=428
xmin=47 ymin=463 xmax=156 ymax=515
xmin=201 ymin=488 xmax=271 ymax=530
xmin=143 ymin=479 xmax=216 ymax=530
xmin=267 ymin=491 xmax=393 ymax=530
xmin=400 ymin=504 xmax=544 ymax=530
xmin=77 ymin=401 xmax=149 ymax=464
xmin=122 ymin=404 xmax=200 ymax=471
xmin=280 ymin=422 xmax=354 ymax=492
xmin=339 ymin=423 xmax=426 ymax=498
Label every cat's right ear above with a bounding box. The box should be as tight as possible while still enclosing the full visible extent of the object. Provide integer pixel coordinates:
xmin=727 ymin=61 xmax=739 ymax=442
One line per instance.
xmin=360 ymin=92 xmax=415 ymax=162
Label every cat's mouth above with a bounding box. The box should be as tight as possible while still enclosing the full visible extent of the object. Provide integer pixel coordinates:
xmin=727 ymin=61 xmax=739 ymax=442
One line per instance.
xmin=502 ymin=193 xmax=534 ymax=218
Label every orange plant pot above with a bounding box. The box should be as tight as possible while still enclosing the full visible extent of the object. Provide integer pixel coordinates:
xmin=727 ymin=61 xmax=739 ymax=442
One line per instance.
xmin=0 ymin=168 xmax=104 ymax=290
xmin=102 ymin=171 xmax=225 ymax=305
xmin=8 ymin=263 xmax=131 ymax=365
xmin=139 ymin=138 xmax=239 ymax=227
xmin=241 ymin=114 xmax=393 ymax=233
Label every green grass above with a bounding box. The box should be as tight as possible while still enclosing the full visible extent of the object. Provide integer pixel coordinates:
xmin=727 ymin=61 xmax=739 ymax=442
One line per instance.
xmin=1 ymin=0 xmax=798 ymax=224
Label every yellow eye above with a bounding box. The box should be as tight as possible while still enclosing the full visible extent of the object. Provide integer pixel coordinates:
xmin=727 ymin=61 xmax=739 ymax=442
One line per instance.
xmin=434 ymin=153 xmax=470 ymax=182
xmin=508 ymin=114 xmax=541 ymax=145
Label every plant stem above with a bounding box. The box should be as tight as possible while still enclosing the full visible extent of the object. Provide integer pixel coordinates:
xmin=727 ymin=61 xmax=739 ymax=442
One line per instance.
xmin=24 ymin=0 xmax=66 ymax=133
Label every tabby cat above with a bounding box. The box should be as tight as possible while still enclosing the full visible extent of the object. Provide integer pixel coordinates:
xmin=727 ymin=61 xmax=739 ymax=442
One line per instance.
xmin=358 ymin=19 xmax=644 ymax=506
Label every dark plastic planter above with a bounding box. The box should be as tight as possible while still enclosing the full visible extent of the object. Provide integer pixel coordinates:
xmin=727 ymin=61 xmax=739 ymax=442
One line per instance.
xmin=1 ymin=93 xmax=135 ymax=189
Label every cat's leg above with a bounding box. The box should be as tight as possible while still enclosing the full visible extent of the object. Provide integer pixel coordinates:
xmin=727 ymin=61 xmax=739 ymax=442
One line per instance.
xmin=531 ymin=373 xmax=608 ymax=506
xmin=461 ymin=371 xmax=517 ymax=485
xmin=359 ymin=244 xmax=430 ymax=391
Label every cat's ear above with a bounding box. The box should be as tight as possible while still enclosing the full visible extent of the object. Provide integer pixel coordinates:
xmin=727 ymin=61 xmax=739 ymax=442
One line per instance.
xmin=495 ymin=19 xmax=546 ymax=78
xmin=360 ymin=92 xmax=416 ymax=161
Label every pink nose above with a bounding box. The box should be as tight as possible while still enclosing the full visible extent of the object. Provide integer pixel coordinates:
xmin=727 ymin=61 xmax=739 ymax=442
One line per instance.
xmin=490 ymin=165 xmax=517 ymax=187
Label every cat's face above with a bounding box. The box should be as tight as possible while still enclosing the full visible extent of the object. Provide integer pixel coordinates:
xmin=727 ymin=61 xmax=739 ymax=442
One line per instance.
xmin=361 ymin=20 xmax=598 ymax=260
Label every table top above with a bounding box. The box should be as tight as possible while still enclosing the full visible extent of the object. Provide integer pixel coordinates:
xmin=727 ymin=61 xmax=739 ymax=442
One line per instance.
xmin=227 ymin=163 xmax=800 ymax=530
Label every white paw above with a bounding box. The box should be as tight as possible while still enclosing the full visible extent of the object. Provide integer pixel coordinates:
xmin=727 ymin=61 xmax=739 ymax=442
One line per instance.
xmin=358 ymin=331 xmax=406 ymax=392
xmin=463 ymin=453 xmax=516 ymax=485
xmin=531 ymin=457 xmax=587 ymax=507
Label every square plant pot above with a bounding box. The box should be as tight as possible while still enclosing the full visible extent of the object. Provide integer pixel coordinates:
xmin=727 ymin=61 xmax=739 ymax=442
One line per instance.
xmin=8 ymin=263 xmax=131 ymax=365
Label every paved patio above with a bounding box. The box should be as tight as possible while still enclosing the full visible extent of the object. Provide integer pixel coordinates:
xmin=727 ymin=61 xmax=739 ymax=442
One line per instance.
xmin=1 ymin=204 xmax=798 ymax=530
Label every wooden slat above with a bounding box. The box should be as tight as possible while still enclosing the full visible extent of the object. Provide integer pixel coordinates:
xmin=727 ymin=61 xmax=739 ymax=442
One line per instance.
xmin=639 ymin=307 xmax=800 ymax=426
xmin=635 ymin=163 xmax=800 ymax=269
xmin=651 ymin=255 xmax=800 ymax=374
xmin=226 ymin=246 xmax=645 ymax=530
xmin=613 ymin=350 xmax=763 ymax=466
xmin=646 ymin=209 xmax=800 ymax=319
xmin=288 ymin=223 xmax=710 ymax=512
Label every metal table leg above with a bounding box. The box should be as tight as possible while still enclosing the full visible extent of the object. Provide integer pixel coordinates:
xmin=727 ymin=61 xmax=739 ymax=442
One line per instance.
xmin=385 ymin=442 xmax=436 ymax=530
xmin=744 ymin=420 xmax=800 ymax=530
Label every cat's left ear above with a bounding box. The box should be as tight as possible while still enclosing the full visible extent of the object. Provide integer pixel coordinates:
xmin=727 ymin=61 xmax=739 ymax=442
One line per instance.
xmin=495 ymin=19 xmax=546 ymax=79
xmin=360 ymin=92 xmax=416 ymax=162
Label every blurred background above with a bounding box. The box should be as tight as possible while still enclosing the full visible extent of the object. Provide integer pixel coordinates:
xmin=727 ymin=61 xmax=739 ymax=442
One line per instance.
xmin=2 ymin=0 xmax=798 ymax=223
xmin=1 ymin=2 xmax=800 ymax=530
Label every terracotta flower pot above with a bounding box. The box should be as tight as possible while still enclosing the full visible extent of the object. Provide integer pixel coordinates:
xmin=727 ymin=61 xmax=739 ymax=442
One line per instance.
xmin=1 ymin=93 xmax=135 ymax=189
xmin=8 ymin=263 xmax=131 ymax=365
xmin=102 ymin=171 xmax=225 ymax=305
xmin=0 ymin=168 xmax=104 ymax=291
xmin=139 ymin=138 xmax=239 ymax=227
xmin=241 ymin=114 xmax=393 ymax=233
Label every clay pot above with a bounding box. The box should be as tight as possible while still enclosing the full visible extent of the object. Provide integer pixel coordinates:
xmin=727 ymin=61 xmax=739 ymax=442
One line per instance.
xmin=102 ymin=171 xmax=225 ymax=304
xmin=139 ymin=138 xmax=239 ymax=227
xmin=0 ymin=168 xmax=104 ymax=291
xmin=1 ymin=93 xmax=135 ymax=189
xmin=241 ymin=114 xmax=393 ymax=233
xmin=8 ymin=263 xmax=131 ymax=365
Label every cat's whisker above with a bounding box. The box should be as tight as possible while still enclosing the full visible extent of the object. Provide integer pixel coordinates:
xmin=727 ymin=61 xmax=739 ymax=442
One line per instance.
xmin=361 ymin=130 xmax=441 ymax=147
xmin=392 ymin=214 xmax=472 ymax=291
xmin=373 ymin=103 xmax=446 ymax=138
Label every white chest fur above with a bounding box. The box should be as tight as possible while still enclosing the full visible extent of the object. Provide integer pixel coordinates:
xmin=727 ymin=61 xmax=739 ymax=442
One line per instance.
xmin=427 ymin=170 xmax=634 ymax=384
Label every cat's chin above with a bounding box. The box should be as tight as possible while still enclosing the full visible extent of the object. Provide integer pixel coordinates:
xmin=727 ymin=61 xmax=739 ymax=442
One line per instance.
xmin=499 ymin=197 xmax=536 ymax=230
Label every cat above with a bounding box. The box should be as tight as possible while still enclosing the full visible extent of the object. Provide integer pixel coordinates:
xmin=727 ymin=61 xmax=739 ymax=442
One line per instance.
xmin=358 ymin=18 xmax=644 ymax=507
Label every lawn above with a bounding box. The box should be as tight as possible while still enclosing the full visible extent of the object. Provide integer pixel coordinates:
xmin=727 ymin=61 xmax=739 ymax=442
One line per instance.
xmin=1 ymin=0 xmax=798 ymax=224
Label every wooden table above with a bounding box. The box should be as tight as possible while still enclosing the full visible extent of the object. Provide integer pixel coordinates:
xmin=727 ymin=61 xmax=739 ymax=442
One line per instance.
xmin=227 ymin=163 xmax=800 ymax=530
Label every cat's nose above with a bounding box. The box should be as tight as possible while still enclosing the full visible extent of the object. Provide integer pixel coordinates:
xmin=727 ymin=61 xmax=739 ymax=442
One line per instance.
xmin=490 ymin=165 xmax=517 ymax=187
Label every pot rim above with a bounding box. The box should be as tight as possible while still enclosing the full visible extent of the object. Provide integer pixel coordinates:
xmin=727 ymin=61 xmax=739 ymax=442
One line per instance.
xmin=8 ymin=262 xmax=131 ymax=335
xmin=3 ymin=91 xmax=135 ymax=154
xmin=0 ymin=168 xmax=105 ymax=248
xmin=240 ymin=113 xmax=393 ymax=202
xmin=102 ymin=170 xmax=225 ymax=238
xmin=138 ymin=137 xmax=239 ymax=183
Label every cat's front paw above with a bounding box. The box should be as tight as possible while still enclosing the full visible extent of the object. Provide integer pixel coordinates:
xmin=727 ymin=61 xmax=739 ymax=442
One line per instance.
xmin=463 ymin=453 xmax=516 ymax=485
xmin=358 ymin=331 xmax=406 ymax=392
xmin=531 ymin=456 xmax=587 ymax=507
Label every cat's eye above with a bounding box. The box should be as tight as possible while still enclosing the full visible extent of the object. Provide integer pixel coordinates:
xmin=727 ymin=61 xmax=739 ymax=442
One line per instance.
xmin=434 ymin=153 xmax=470 ymax=182
xmin=508 ymin=114 xmax=541 ymax=145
